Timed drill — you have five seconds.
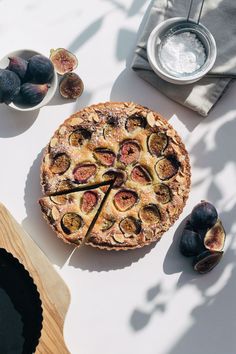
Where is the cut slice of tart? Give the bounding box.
[39,182,113,246]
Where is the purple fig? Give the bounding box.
[27,55,54,83]
[19,83,49,105]
[0,69,21,103]
[190,201,218,232]
[179,229,205,257]
[7,56,28,81]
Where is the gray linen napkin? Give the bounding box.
[132,0,236,116]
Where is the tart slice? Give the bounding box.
[39,183,113,246]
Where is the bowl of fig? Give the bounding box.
[0,49,58,111]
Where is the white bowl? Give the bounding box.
[0,49,58,111]
[147,17,217,85]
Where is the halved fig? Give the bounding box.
[131,165,152,185]
[59,73,84,99]
[69,128,92,147]
[179,229,204,257]
[190,201,218,232]
[103,125,123,142]
[55,179,75,192]
[49,153,70,174]
[73,163,97,183]
[81,191,98,214]
[139,204,160,224]
[50,48,78,75]
[119,217,141,235]
[155,156,179,180]
[106,115,119,126]
[204,219,225,252]
[113,189,138,211]
[193,250,223,274]
[101,217,116,231]
[148,132,168,156]
[103,169,126,188]
[154,183,172,204]
[119,141,140,165]
[94,148,116,167]
[125,114,146,132]
[50,195,68,205]
[61,212,83,235]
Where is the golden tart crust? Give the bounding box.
[40,102,191,250]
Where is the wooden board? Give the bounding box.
[0,203,71,354]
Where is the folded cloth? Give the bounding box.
[132,0,236,116]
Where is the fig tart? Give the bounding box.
[39,102,191,250]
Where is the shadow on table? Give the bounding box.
[110,68,201,131]
[165,212,236,354]
[110,0,236,134]
[130,208,236,354]
[0,104,39,138]
[129,103,236,353]
[69,240,156,272]
[108,0,202,132]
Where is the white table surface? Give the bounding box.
[0,1,236,353]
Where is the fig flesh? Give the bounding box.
[155,156,179,180]
[101,217,115,231]
[119,217,141,235]
[50,153,70,174]
[7,56,28,81]
[69,128,91,147]
[125,114,146,132]
[50,195,68,205]
[154,183,171,204]
[114,190,138,211]
[193,250,223,274]
[0,69,20,103]
[102,170,126,188]
[94,148,116,167]
[179,229,204,257]
[139,204,160,224]
[190,201,218,232]
[148,132,168,156]
[27,54,54,83]
[19,83,49,105]
[55,179,75,192]
[131,165,152,185]
[59,73,84,99]
[80,191,98,214]
[61,212,83,234]
[119,141,140,165]
[204,219,225,252]
[73,163,97,183]
[50,48,78,75]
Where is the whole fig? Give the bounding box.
[27,55,54,83]
[190,201,218,232]
[0,69,21,103]
[179,229,204,257]
[19,83,49,105]
[7,56,28,81]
